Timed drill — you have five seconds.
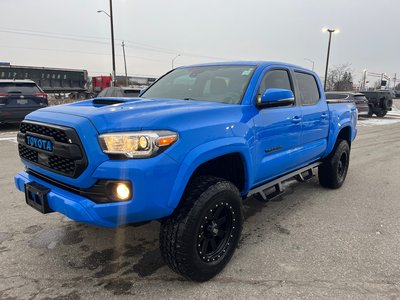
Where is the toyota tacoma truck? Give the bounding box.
[14,62,357,281]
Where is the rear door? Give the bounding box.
[252,67,303,184]
[294,71,329,164]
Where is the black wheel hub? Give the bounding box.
[197,201,237,263]
[338,152,348,178]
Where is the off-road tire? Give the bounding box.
[318,139,350,189]
[383,98,393,111]
[375,110,387,118]
[159,176,243,282]
[367,106,374,117]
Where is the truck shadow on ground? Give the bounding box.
[24,178,320,296]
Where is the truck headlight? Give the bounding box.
[98,131,178,158]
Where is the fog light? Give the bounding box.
[115,183,131,200]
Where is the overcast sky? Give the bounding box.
[1,0,399,85]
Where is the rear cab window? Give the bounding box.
[294,72,320,105]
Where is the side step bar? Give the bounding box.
[247,162,321,202]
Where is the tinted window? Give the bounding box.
[295,72,320,105]
[354,95,367,101]
[326,93,348,100]
[258,69,293,95]
[141,65,255,104]
[0,83,41,94]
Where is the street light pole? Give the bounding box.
[172,54,181,69]
[122,41,128,86]
[304,58,315,71]
[109,0,116,86]
[97,1,116,86]
[323,28,338,91]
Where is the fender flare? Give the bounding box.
[167,137,253,208]
[324,122,355,157]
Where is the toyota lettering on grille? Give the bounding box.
[25,135,53,152]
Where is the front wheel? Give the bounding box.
[367,106,374,117]
[159,176,243,282]
[318,139,350,189]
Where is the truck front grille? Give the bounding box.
[18,144,38,163]
[20,122,68,143]
[18,121,87,178]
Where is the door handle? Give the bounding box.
[292,116,302,124]
[321,113,328,119]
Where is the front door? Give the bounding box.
[253,68,302,185]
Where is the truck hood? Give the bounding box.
[33,97,241,133]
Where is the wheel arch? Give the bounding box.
[324,124,354,157]
[167,137,253,209]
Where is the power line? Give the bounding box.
[0,45,168,63]
[0,27,233,61]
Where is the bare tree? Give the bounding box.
[326,63,354,91]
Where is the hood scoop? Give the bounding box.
[92,98,128,106]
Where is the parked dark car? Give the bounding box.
[362,90,393,117]
[0,80,48,123]
[394,90,400,98]
[97,87,141,98]
[325,92,369,117]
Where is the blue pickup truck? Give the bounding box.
[15,61,357,281]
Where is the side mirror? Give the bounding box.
[138,88,147,97]
[257,88,295,108]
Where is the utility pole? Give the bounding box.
[362,69,367,91]
[109,0,116,86]
[122,41,128,86]
[393,73,397,90]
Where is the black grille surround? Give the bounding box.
[18,121,88,178]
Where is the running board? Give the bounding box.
[247,162,321,202]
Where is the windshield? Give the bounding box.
[141,65,256,104]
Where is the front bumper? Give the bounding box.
[15,152,180,227]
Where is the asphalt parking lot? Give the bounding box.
[1,101,400,299]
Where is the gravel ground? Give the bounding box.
[0,101,400,299]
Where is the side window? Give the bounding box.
[294,72,320,105]
[258,69,293,95]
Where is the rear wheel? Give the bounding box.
[318,139,350,189]
[159,176,243,282]
[375,110,387,118]
[383,98,393,111]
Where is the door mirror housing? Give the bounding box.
[257,88,295,108]
[138,88,147,97]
